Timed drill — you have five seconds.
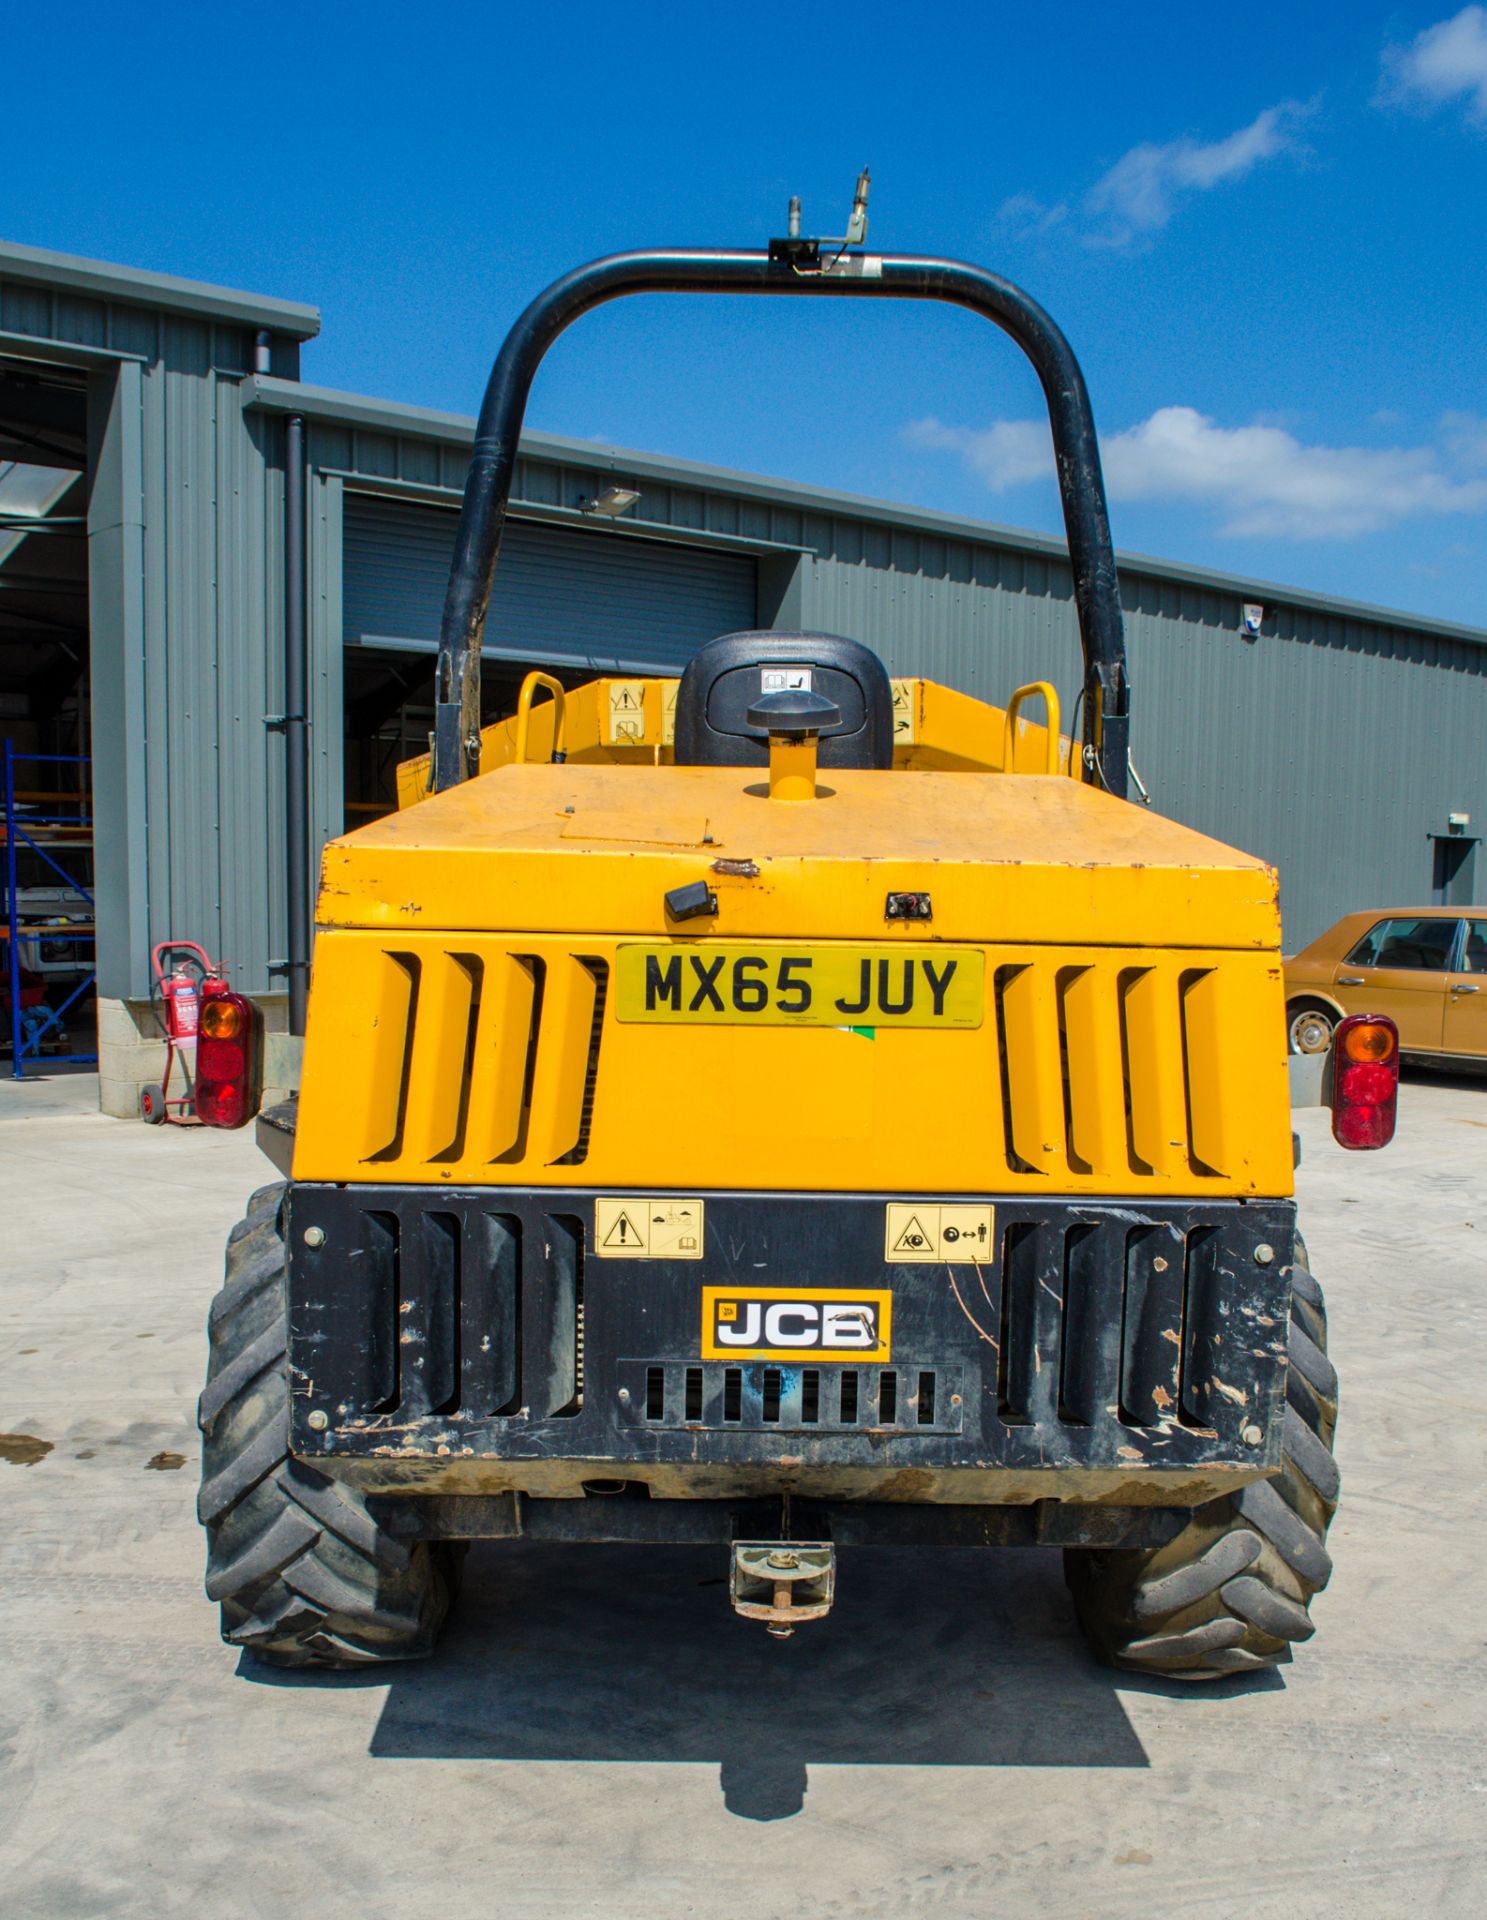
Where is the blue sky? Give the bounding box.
[5,1,1486,625]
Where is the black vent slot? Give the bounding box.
[1179,1227,1226,1431]
[470,1213,522,1418]
[1119,1224,1186,1427]
[539,1213,584,1417]
[553,958,610,1165]
[1058,1222,1117,1426]
[363,1211,401,1413]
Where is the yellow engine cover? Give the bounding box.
[296,757,1293,1199]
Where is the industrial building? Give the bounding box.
[2,235,1483,1113]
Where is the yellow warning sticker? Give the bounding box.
[884,1202,995,1264]
[890,679,916,746]
[606,680,649,746]
[594,1197,705,1259]
[661,680,678,747]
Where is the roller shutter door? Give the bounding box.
[343,495,758,673]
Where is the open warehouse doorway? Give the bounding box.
[0,355,94,1074]
[340,494,759,818]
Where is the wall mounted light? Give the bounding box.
[581,486,641,518]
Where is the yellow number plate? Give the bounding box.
[614,944,984,1027]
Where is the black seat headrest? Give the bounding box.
[672,631,894,769]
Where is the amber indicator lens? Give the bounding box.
[200,998,244,1040]
[1341,1020,1395,1063]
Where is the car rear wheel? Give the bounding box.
[1287,1000,1336,1055]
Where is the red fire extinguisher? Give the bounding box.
[141,942,257,1128]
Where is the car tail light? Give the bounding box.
[1331,1013,1398,1150]
[196,984,256,1130]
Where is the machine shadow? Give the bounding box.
[359,1541,1157,1813]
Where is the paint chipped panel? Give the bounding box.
[285,1185,1296,1518]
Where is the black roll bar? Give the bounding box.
[432,249,1130,796]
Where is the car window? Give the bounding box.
[1345,916,1460,972]
[1462,919,1487,975]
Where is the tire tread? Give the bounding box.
[198,1182,449,1668]
[1067,1264,1339,1680]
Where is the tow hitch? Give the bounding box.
[729,1542,836,1638]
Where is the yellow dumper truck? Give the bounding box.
[198,219,1394,1679]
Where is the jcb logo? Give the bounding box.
[701,1287,892,1362]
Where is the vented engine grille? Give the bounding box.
[287,1189,1294,1478]
[621,1362,963,1433]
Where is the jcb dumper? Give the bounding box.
[198,224,1395,1679]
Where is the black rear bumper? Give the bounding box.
[286,1185,1295,1511]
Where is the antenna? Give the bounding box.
[770,169,872,269]
[844,167,870,246]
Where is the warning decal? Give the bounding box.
[594,1197,705,1260]
[606,680,649,746]
[884,1202,995,1264]
[890,679,916,746]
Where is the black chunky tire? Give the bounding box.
[1066,1254,1338,1680]
[198,1182,455,1668]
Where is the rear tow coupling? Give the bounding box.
[729,1542,836,1638]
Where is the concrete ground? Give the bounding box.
[1,1069,1483,1920]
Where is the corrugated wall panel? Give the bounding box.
[1123,595,1487,946]
[803,525,1485,949]
[808,530,1085,720]
[342,494,758,672]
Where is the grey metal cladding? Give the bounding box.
[0,236,318,341]
[343,494,759,673]
[804,524,1485,948]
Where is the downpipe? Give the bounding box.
[283,414,309,1037]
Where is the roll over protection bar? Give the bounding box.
[432,249,1130,797]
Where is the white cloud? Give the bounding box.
[1380,6,1487,122]
[1083,102,1310,247]
[907,407,1487,540]
[905,417,1053,491]
[1440,410,1487,467]
[995,193,1069,239]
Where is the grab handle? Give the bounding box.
[514,672,568,766]
[1002,681,1062,776]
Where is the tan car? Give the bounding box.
[1285,907,1487,1065]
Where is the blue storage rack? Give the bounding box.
[3,741,97,1079]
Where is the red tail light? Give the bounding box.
[196,985,257,1130]
[1331,1013,1398,1150]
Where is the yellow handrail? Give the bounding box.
[1001,680,1062,776]
[514,671,569,765]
